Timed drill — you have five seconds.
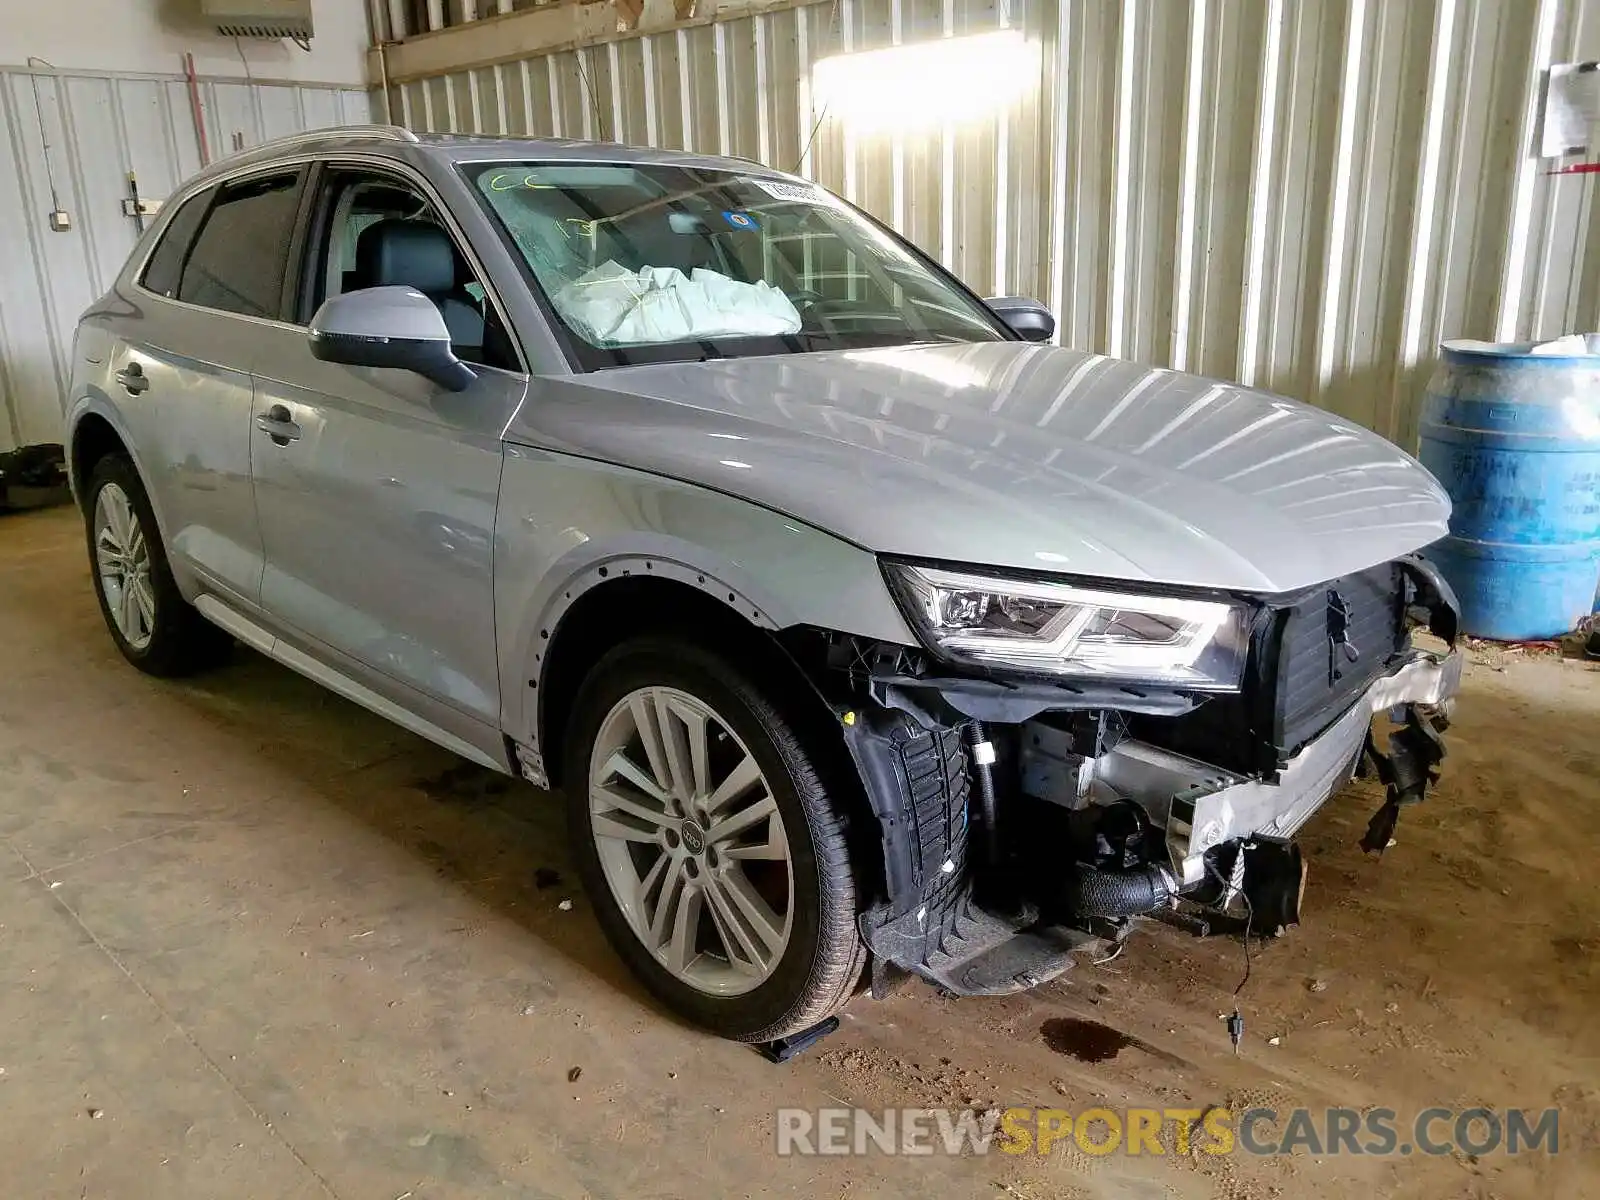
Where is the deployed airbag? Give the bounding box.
[553,261,803,346]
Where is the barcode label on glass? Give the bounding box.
[749,178,838,205]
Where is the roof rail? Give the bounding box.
[216,124,419,162]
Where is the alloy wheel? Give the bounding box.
[587,686,794,997]
[94,482,156,651]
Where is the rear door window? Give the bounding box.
[177,172,303,319]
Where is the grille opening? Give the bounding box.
[1130,562,1407,775]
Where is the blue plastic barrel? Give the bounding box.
[1418,340,1600,641]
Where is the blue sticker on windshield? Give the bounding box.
[721,210,758,231]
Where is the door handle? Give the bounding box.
[255,404,302,445]
[115,363,150,395]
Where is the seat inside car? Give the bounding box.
[353,218,486,358]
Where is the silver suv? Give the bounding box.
[67,126,1463,1043]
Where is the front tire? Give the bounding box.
[566,638,864,1042]
[84,453,231,677]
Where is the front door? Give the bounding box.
[248,164,525,740]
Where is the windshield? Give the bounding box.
[463,161,1009,367]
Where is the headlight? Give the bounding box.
[884,562,1251,690]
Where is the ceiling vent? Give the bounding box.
[200,0,314,39]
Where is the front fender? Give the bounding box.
[492,443,916,775]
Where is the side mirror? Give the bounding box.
[309,286,476,392]
[986,296,1056,343]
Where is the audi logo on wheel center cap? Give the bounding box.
[680,819,706,855]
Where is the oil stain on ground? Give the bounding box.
[1041,1017,1189,1068]
[1041,1018,1135,1063]
[418,762,511,806]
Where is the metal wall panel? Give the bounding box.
[0,67,372,451]
[401,0,1592,446]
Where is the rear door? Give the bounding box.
[113,168,306,608]
[247,160,525,745]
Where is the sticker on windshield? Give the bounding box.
[722,210,758,230]
[747,178,838,206]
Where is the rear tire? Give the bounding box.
[566,637,864,1042]
[84,453,231,677]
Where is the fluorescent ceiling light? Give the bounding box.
[811,30,1039,131]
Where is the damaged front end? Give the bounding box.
[787,555,1462,999]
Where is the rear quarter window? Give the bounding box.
[138,188,212,298]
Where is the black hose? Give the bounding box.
[1068,863,1177,918]
[965,720,1000,868]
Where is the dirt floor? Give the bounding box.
[1,503,1597,1200]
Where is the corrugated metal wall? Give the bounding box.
[389,0,1600,448]
[0,67,372,451]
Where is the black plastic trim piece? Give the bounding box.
[1398,552,1462,646]
[872,674,1198,725]
[1360,703,1448,854]
[838,706,970,925]
[755,1016,840,1063]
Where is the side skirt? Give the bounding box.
[193,594,510,774]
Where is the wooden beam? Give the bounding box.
[369,0,829,85]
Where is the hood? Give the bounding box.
[511,342,1450,594]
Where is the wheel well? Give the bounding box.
[70,414,126,511]
[539,576,837,790]
[537,575,885,904]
